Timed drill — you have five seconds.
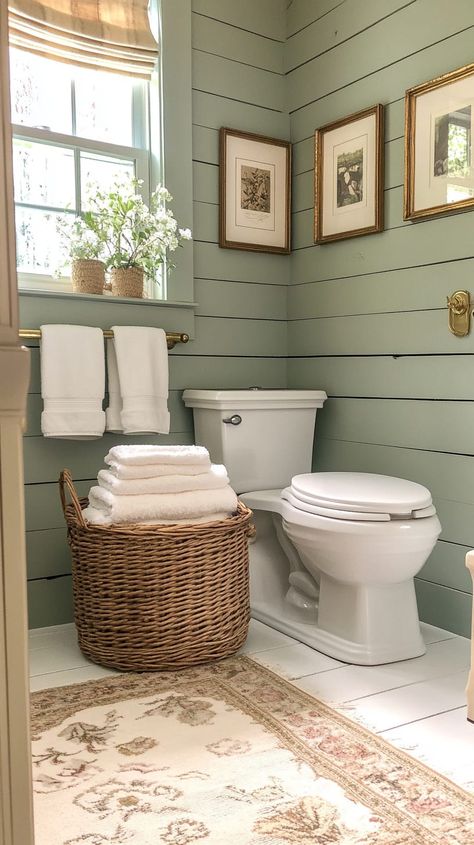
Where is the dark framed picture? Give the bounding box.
[405,62,474,220]
[219,127,291,253]
[314,104,384,244]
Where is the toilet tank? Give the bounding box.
[182,389,327,494]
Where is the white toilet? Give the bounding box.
[182,389,441,665]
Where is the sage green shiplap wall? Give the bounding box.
[286,0,474,636]
[23,0,289,628]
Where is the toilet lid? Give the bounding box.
[290,472,433,518]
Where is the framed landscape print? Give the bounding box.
[314,104,384,244]
[405,62,474,220]
[219,128,291,253]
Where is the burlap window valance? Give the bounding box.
[8,0,158,78]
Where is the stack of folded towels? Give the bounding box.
[83,445,238,526]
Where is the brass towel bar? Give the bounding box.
[19,328,190,349]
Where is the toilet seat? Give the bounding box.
[285,472,436,522]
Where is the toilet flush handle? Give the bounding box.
[222,414,242,425]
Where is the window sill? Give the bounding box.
[18,286,197,310]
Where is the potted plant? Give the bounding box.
[57,215,106,295]
[84,179,192,298]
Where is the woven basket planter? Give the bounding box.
[71,259,105,295]
[59,469,253,671]
[110,266,144,298]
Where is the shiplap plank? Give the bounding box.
[415,579,471,638]
[194,242,290,284]
[173,316,287,357]
[192,13,283,73]
[26,528,70,580]
[25,480,92,532]
[192,0,286,41]
[194,277,287,320]
[192,91,289,138]
[193,200,218,242]
[291,209,474,284]
[289,261,474,320]
[192,125,219,165]
[289,310,474,356]
[170,355,287,389]
[193,50,285,112]
[287,356,474,401]
[286,0,345,38]
[193,161,218,205]
[27,347,287,393]
[291,27,474,142]
[27,576,74,629]
[292,186,405,247]
[288,0,474,114]
[420,541,472,594]
[314,438,474,507]
[23,432,194,484]
[292,103,404,175]
[317,398,474,456]
[285,0,415,72]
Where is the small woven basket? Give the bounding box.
[71,259,105,295]
[59,469,253,671]
[110,266,144,298]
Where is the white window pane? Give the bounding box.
[13,140,75,209]
[15,207,65,275]
[74,67,135,145]
[9,49,72,134]
[80,152,135,208]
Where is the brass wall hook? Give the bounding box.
[447,290,470,337]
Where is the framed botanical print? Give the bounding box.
[405,62,474,220]
[314,104,384,243]
[219,128,291,253]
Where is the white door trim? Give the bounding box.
[0,4,35,843]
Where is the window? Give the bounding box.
[10,47,156,294]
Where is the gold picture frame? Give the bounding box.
[219,127,291,254]
[314,104,384,244]
[404,62,474,220]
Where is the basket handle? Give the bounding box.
[59,469,87,528]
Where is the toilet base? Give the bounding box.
[247,508,426,665]
[251,600,426,665]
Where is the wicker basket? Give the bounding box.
[71,259,105,295]
[110,266,144,298]
[59,469,253,671]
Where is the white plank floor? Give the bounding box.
[29,618,474,792]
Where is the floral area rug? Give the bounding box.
[30,656,474,845]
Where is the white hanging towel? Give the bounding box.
[110,326,170,435]
[97,464,229,495]
[105,444,211,467]
[105,339,123,433]
[40,324,105,439]
[84,484,238,524]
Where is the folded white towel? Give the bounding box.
[83,507,230,526]
[98,464,229,495]
[111,326,170,435]
[105,445,211,468]
[105,339,123,433]
[40,324,105,439]
[107,461,211,480]
[86,484,238,524]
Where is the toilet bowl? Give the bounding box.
[182,389,441,665]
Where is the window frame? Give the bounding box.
[11,61,153,293]
[12,0,194,308]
